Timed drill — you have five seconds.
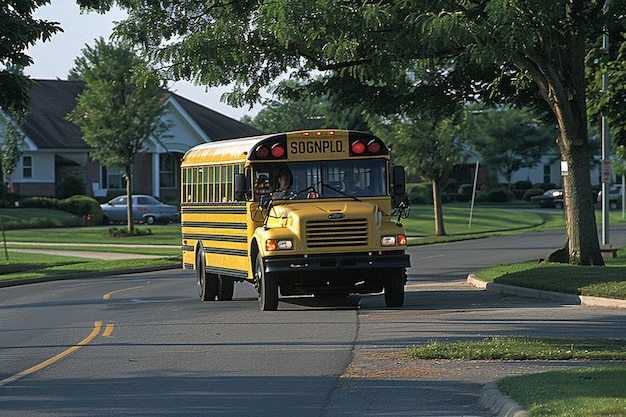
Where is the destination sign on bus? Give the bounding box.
[288,137,349,160]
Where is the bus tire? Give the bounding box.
[384,269,405,307]
[217,275,235,301]
[197,247,217,301]
[254,253,279,311]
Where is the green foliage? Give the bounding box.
[66,38,170,232]
[18,195,103,224]
[0,3,61,114]
[81,0,626,263]
[67,38,169,170]
[407,183,433,205]
[246,80,369,133]
[523,188,545,201]
[0,109,24,178]
[56,175,87,199]
[477,187,513,203]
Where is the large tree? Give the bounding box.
[1,1,61,114]
[78,0,626,265]
[67,38,170,232]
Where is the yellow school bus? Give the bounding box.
[181,130,410,310]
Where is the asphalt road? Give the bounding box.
[1,226,626,416]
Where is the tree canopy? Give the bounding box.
[1,1,62,114]
[78,0,626,265]
[67,38,170,231]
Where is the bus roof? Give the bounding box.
[181,130,386,166]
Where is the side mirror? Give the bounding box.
[234,173,247,201]
[392,166,406,196]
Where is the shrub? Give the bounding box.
[523,188,545,201]
[481,187,513,203]
[19,195,103,225]
[56,175,86,199]
[407,183,433,204]
[514,180,533,190]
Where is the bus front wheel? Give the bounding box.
[197,247,218,301]
[254,253,279,311]
[384,269,405,307]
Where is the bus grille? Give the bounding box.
[306,218,368,248]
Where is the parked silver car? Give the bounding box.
[101,195,179,224]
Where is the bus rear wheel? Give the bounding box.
[254,253,278,311]
[384,269,405,307]
[217,275,235,301]
[197,247,218,301]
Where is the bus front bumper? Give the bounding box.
[263,252,411,273]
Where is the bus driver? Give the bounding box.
[272,171,292,199]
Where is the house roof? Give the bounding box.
[24,79,263,150]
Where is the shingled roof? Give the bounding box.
[24,79,263,149]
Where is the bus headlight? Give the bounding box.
[381,234,407,247]
[266,239,294,251]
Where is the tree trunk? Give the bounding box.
[528,0,603,266]
[432,181,446,236]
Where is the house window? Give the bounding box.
[102,167,125,189]
[159,153,177,188]
[543,165,551,184]
[22,156,32,178]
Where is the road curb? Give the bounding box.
[0,264,180,288]
[466,274,626,308]
[468,274,626,417]
[479,382,528,417]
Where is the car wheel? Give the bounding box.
[145,216,156,225]
[254,253,278,311]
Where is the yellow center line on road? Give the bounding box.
[102,285,144,300]
[0,321,103,388]
[103,323,115,337]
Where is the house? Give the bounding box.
[0,79,263,202]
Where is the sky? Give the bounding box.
[24,0,262,121]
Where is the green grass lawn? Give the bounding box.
[405,337,626,417]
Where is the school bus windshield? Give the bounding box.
[253,159,387,201]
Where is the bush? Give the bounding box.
[19,195,103,224]
[407,183,433,204]
[514,180,533,190]
[523,188,545,201]
[478,187,513,203]
[56,175,86,199]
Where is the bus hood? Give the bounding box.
[266,200,383,230]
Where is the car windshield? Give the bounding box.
[252,159,387,201]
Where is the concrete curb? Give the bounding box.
[468,274,626,417]
[479,382,528,417]
[466,274,626,308]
